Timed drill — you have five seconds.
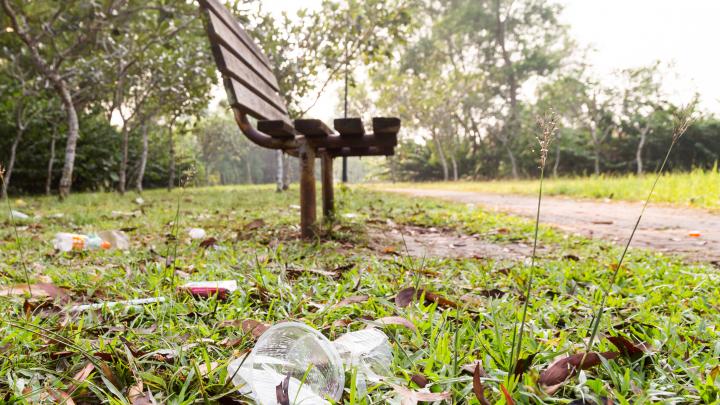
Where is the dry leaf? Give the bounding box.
[473,363,490,405]
[500,384,515,405]
[607,336,650,360]
[395,287,458,309]
[513,352,538,377]
[45,389,76,405]
[393,385,451,405]
[375,316,417,332]
[198,237,218,249]
[410,374,428,388]
[0,283,68,301]
[67,362,95,393]
[128,380,152,405]
[333,295,369,308]
[539,352,620,394]
[276,373,290,405]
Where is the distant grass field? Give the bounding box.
[0,185,718,403]
[377,168,720,210]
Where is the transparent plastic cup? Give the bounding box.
[231,322,345,405]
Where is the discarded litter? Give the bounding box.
[181,280,237,299]
[228,322,345,404]
[53,231,130,252]
[688,231,701,238]
[9,210,29,220]
[188,228,207,240]
[68,297,166,312]
[227,323,393,403]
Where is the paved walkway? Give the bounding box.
[384,188,720,263]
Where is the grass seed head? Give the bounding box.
[672,103,695,144]
[536,110,559,169]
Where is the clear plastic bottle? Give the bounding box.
[53,233,111,252]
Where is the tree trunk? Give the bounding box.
[118,127,129,194]
[245,156,253,184]
[450,153,459,181]
[552,144,561,178]
[167,131,175,191]
[46,128,56,196]
[282,153,290,190]
[1,0,79,200]
[432,131,449,181]
[2,130,23,199]
[136,123,149,192]
[495,0,520,180]
[276,150,284,192]
[636,126,649,175]
[506,144,519,179]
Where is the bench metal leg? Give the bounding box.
[299,142,317,239]
[321,151,334,220]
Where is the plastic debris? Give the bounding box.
[97,230,130,250]
[9,210,29,220]
[228,322,344,405]
[68,297,166,312]
[134,197,145,205]
[181,280,237,299]
[53,231,130,252]
[188,228,207,240]
[343,213,359,219]
[689,231,701,238]
[227,323,395,403]
[333,328,393,396]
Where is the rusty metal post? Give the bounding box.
[321,151,334,220]
[299,141,317,239]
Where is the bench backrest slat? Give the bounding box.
[224,77,289,123]
[200,0,291,124]
[200,0,274,72]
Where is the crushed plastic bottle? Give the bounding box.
[333,328,393,396]
[227,322,344,405]
[97,230,130,250]
[188,228,207,240]
[227,323,394,403]
[9,210,30,221]
[53,231,130,252]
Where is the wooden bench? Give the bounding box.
[198,0,400,238]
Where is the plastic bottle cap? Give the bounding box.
[101,241,112,249]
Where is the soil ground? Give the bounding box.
[383,188,720,263]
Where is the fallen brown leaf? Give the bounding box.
[513,352,538,377]
[393,385,451,405]
[67,362,95,393]
[539,352,620,394]
[333,295,369,308]
[375,316,417,332]
[473,363,490,405]
[395,287,459,309]
[500,384,515,405]
[410,374,428,388]
[276,373,290,405]
[198,237,218,249]
[607,335,650,360]
[0,283,68,301]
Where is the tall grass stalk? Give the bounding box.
[582,104,695,361]
[0,164,33,295]
[508,112,558,381]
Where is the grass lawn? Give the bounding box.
[376,168,720,211]
[1,185,718,403]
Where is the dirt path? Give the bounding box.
[384,188,720,263]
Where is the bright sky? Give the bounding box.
[249,0,720,116]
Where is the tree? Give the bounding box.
[0,51,47,199]
[617,63,668,174]
[1,0,127,198]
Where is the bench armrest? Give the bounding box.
[233,109,299,151]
